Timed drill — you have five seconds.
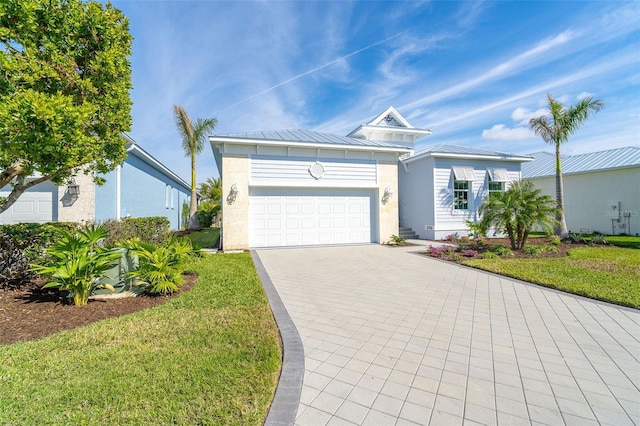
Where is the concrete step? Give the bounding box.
[399,227,419,239]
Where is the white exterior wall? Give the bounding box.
[398,156,435,239]
[528,167,640,236]
[400,156,522,240]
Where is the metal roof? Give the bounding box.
[403,144,533,163]
[215,129,408,149]
[522,146,640,178]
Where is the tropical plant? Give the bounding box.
[197,177,222,227]
[173,105,218,230]
[0,0,132,214]
[390,234,407,244]
[31,225,120,306]
[126,237,195,294]
[477,180,558,250]
[529,93,604,237]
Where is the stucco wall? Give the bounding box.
[221,155,250,250]
[378,161,400,243]
[528,167,640,235]
[58,172,95,224]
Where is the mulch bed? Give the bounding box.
[424,237,579,261]
[0,273,197,346]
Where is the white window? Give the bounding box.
[454,180,470,210]
[487,169,509,195]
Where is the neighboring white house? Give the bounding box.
[0,135,192,230]
[398,145,533,240]
[209,107,429,250]
[523,147,640,236]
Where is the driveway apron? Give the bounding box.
[255,244,640,425]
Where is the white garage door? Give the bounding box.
[0,191,54,224]
[249,188,375,247]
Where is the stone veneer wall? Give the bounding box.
[221,155,250,250]
[377,161,400,244]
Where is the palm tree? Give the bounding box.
[477,180,557,250]
[173,105,218,230]
[199,177,222,204]
[529,93,604,238]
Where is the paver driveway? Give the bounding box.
[255,243,640,425]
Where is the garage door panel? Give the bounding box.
[249,188,374,248]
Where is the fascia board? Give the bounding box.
[209,136,412,155]
[126,144,191,192]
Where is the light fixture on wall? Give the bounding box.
[382,186,393,204]
[227,183,239,205]
[67,178,80,196]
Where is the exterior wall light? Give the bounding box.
[227,183,239,205]
[382,186,393,204]
[67,178,80,196]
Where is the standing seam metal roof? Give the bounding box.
[522,147,640,178]
[412,144,529,158]
[215,129,409,149]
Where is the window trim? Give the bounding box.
[453,179,470,210]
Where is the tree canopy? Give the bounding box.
[173,105,217,230]
[0,0,132,213]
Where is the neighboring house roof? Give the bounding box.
[211,128,412,153]
[122,134,192,193]
[522,146,640,179]
[402,144,534,164]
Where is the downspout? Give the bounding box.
[116,165,121,220]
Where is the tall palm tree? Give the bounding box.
[199,177,222,204]
[173,105,217,230]
[529,93,604,238]
[478,180,557,250]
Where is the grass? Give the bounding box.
[603,235,640,249]
[184,227,220,249]
[0,253,281,425]
[465,246,640,309]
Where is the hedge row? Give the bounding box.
[0,217,171,288]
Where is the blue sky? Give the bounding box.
[111,0,640,184]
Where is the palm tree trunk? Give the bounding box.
[555,142,569,238]
[187,156,200,230]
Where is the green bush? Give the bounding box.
[390,234,407,244]
[125,237,196,294]
[490,244,513,257]
[30,225,120,306]
[102,217,170,247]
[0,222,78,288]
[544,245,559,253]
[522,245,544,255]
[548,235,561,246]
[480,251,499,259]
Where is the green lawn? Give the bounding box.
[0,253,281,425]
[184,227,220,249]
[465,246,640,309]
[604,235,640,249]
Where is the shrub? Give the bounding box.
[0,222,78,288]
[426,245,455,258]
[490,245,513,257]
[590,234,608,245]
[543,245,559,253]
[390,234,407,244]
[522,245,543,256]
[126,237,196,294]
[549,235,561,246]
[102,217,170,247]
[31,225,120,306]
[460,249,479,257]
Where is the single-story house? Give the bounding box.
[0,135,192,230]
[523,147,640,236]
[209,107,428,250]
[398,145,533,240]
[210,106,536,249]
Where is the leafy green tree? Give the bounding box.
[529,93,604,237]
[477,180,558,250]
[197,177,221,227]
[0,0,133,213]
[173,105,217,230]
